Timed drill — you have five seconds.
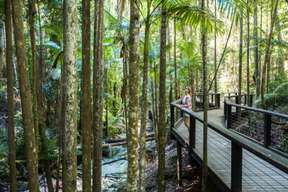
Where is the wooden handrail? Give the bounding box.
[225,100,288,119]
[170,101,288,174]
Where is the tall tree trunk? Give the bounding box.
[28,0,39,151]
[11,0,39,191]
[5,0,17,191]
[275,14,285,76]
[62,0,78,191]
[81,0,92,191]
[138,1,151,190]
[36,3,54,191]
[253,0,260,97]
[246,0,250,105]
[200,0,208,191]
[127,0,140,190]
[157,6,167,192]
[261,0,279,107]
[208,14,235,91]
[238,11,243,102]
[214,0,217,93]
[93,0,104,191]
[173,19,178,100]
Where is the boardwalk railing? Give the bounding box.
[170,100,288,192]
[193,92,221,111]
[224,93,254,106]
[224,100,288,155]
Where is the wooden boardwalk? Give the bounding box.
[173,108,288,192]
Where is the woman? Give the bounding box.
[177,87,192,127]
[177,87,192,109]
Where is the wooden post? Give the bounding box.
[264,113,272,147]
[189,116,196,149]
[170,104,175,131]
[231,141,242,192]
[216,93,220,108]
[224,101,227,121]
[226,104,232,128]
[177,141,183,186]
[249,95,253,106]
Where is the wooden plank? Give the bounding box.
[172,108,288,192]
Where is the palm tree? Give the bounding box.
[62,0,78,191]
[200,0,208,191]
[253,0,260,97]
[11,0,39,191]
[157,5,167,192]
[5,0,17,191]
[127,0,141,191]
[93,0,105,191]
[139,0,152,190]
[81,0,92,191]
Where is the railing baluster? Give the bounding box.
[264,114,272,147]
[189,116,196,149]
[231,141,242,192]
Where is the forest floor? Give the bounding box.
[143,140,201,192]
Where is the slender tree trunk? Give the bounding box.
[11,0,39,191]
[157,6,167,192]
[261,0,279,107]
[81,0,92,191]
[173,19,178,100]
[246,0,250,105]
[253,0,260,97]
[28,0,39,151]
[37,4,53,192]
[138,1,151,190]
[208,14,235,91]
[214,0,217,93]
[201,0,208,191]
[238,11,243,102]
[275,14,285,76]
[62,0,78,191]
[122,42,129,136]
[5,0,17,191]
[127,0,140,190]
[93,0,104,191]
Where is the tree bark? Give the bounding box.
[11,0,39,191]
[157,6,167,192]
[127,0,140,190]
[138,0,151,190]
[173,19,178,100]
[28,0,39,151]
[81,0,92,191]
[253,0,260,97]
[200,0,208,191]
[93,0,104,191]
[5,0,17,191]
[238,11,243,103]
[214,0,217,93]
[246,0,250,105]
[62,0,78,191]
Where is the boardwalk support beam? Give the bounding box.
[226,103,232,128]
[231,141,242,192]
[177,141,183,186]
[264,114,272,147]
[170,104,175,131]
[189,116,196,149]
